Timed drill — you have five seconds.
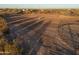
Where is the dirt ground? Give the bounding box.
[29,13,79,54]
[0,12,79,55]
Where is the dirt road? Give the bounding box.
[1,13,79,55]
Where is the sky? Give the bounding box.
[0,4,79,9]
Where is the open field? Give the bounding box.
[0,9,79,55]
